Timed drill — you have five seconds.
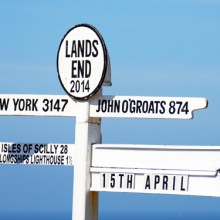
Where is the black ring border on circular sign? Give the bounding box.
[57,23,108,101]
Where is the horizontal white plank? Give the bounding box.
[0,142,74,166]
[0,94,208,119]
[90,167,216,176]
[90,96,207,119]
[0,94,76,117]
[92,144,220,172]
[90,167,220,197]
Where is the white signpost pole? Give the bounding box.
[73,91,101,220]
[56,24,109,220]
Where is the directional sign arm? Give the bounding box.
[0,94,76,117]
[90,96,208,119]
[0,142,74,166]
[90,144,220,197]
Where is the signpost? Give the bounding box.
[1,23,219,220]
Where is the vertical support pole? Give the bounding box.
[72,90,102,220]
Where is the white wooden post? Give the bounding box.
[72,90,102,220]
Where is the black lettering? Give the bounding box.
[23,144,29,153]
[34,145,39,154]
[32,99,38,111]
[65,40,70,57]
[72,60,77,78]
[154,175,160,189]
[60,145,68,154]
[0,98,9,111]
[17,144,21,153]
[13,99,19,111]
[181,176,186,191]
[102,100,107,112]
[11,144,17,153]
[11,144,21,153]
[127,174,133,189]
[19,99,25,111]
[114,100,120,113]
[78,60,84,78]
[85,60,91,78]
[86,40,92,57]
[12,99,38,112]
[136,100,142,113]
[163,175,168,190]
[182,102,189,114]
[67,40,99,58]
[92,40,99,57]
[71,40,77,57]
[148,101,154,113]
[142,101,148,113]
[154,101,160,113]
[72,60,91,78]
[145,175,151,189]
[78,40,85,57]
[53,144,58,154]
[96,100,101,112]
[173,176,176,190]
[119,174,124,188]
[160,101,166,114]
[110,174,115,188]
[102,173,106,188]
[130,100,135,113]
[107,100,114,112]
[2,143,8,153]
[169,101,176,114]
[25,99,31,111]
[122,100,128,113]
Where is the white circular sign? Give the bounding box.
[57,24,108,100]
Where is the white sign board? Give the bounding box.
[0,94,76,117]
[90,144,220,197]
[91,144,220,171]
[90,96,207,119]
[0,142,74,166]
[91,167,220,197]
[57,24,109,100]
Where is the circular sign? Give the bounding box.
[57,24,108,100]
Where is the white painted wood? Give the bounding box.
[90,96,207,119]
[0,142,74,166]
[90,167,220,197]
[72,90,102,220]
[0,94,207,119]
[91,144,220,197]
[0,94,76,117]
[92,144,220,171]
[90,167,216,176]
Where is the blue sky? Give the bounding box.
[0,0,220,219]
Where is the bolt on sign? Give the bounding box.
[57,24,110,100]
